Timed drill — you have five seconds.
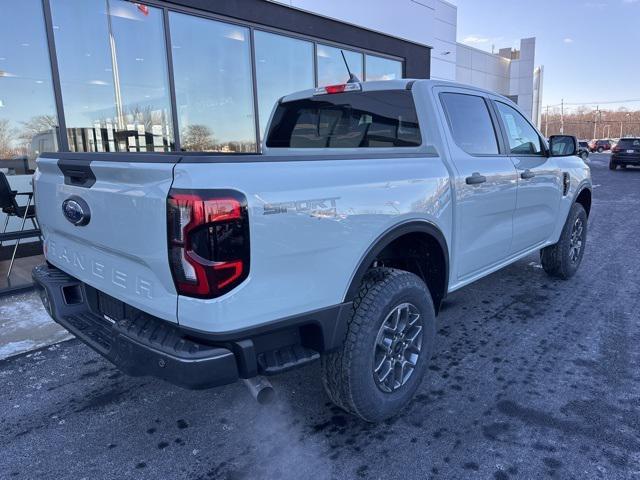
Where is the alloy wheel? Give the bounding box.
[569,217,584,264]
[373,302,423,393]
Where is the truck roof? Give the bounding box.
[280,78,512,104]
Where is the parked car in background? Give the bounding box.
[578,141,590,161]
[610,137,640,170]
[589,139,612,153]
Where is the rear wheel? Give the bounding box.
[321,268,435,422]
[540,203,587,279]
[609,159,617,170]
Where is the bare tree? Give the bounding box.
[126,104,164,133]
[0,119,17,158]
[181,124,216,151]
[18,114,57,142]
[542,107,640,139]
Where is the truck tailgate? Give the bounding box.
[35,155,179,322]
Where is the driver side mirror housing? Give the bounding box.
[549,135,578,157]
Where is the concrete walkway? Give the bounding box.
[0,291,72,360]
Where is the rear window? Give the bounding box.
[617,138,640,148]
[265,90,422,148]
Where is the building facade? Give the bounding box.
[0,0,543,293]
[277,0,542,124]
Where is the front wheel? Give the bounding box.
[540,203,588,279]
[581,152,588,161]
[597,147,604,153]
[321,268,436,422]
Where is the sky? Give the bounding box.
[451,0,640,110]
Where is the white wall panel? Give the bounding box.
[270,1,539,120]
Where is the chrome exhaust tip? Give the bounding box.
[242,376,275,405]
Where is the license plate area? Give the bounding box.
[97,291,126,322]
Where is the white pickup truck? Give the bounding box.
[33,79,591,422]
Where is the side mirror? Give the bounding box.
[549,135,577,157]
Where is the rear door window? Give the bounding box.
[265,90,421,148]
[440,93,499,155]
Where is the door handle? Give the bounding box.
[465,172,487,185]
[520,169,535,180]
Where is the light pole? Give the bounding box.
[545,105,549,138]
[623,113,630,137]
[625,113,631,136]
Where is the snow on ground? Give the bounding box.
[0,291,72,360]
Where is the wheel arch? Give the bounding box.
[343,221,450,314]
[574,185,592,217]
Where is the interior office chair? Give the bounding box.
[0,171,40,279]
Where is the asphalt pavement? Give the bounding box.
[1,153,639,480]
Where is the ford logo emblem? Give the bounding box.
[62,196,91,226]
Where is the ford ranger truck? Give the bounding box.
[32,80,592,422]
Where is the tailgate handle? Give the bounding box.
[67,169,89,185]
[58,161,96,188]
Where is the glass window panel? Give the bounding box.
[51,0,174,152]
[170,12,256,152]
[316,44,363,87]
[266,91,421,148]
[441,93,499,155]
[254,31,314,142]
[365,55,403,81]
[495,101,543,155]
[0,0,58,171]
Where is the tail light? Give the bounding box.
[167,189,249,299]
[612,146,620,153]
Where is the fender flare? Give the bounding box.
[343,220,450,305]
[572,181,592,216]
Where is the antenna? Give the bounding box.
[340,50,361,83]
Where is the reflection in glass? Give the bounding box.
[0,0,58,172]
[365,55,402,81]
[51,0,174,152]
[170,13,256,152]
[254,31,314,142]
[316,44,363,87]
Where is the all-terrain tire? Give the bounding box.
[540,203,588,279]
[321,268,436,422]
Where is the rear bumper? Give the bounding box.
[33,264,238,389]
[612,154,640,165]
[32,264,349,389]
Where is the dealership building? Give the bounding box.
[0,0,542,294]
